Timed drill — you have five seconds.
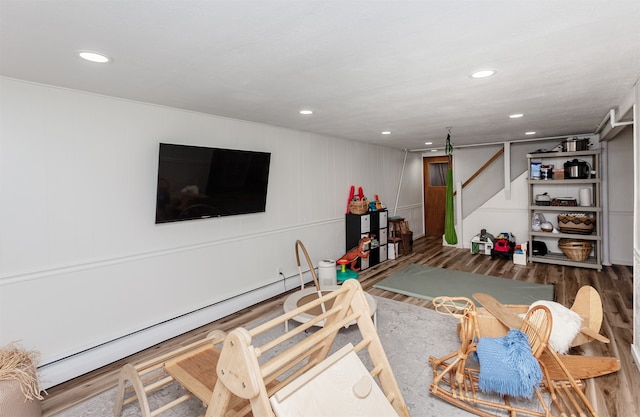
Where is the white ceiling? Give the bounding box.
[1,1,639,150]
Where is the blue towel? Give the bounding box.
[476,329,542,398]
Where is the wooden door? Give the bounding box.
[423,156,450,237]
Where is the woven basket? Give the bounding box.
[551,198,578,207]
[349,200,369,215]
[557,215,595,235]
[558,239,592,261]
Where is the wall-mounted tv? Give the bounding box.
[155,143,271,223]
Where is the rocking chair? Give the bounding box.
[429,294,610,417]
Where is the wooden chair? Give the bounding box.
[475,292,619,417]
[115,279,408,417]
[474,286,610,347]
[429,296,555,417]
[388,218,408,256]
[430,293,617,417]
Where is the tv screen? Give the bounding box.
[155,143,271,223]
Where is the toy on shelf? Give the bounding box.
[348,186,369,214]
[368,194,386,212]
[345,185,355,214]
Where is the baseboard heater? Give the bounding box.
[38,274,308,389]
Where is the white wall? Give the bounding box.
[607,127,634,266]
[0,78,424,386]
[460,172,529,248]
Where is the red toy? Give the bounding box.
[494,239,511,252]
[337,237,371,271]
[346,185,355,213]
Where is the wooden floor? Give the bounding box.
[42,236,638,417]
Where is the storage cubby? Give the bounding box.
[345,211,388,270]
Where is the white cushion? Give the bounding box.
[529,300,582,354]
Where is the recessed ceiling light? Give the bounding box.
[77,50,111,63]
[525,131,536,135]
[470,69,496,79]
[509,113,524,118]
[430,149,438,152]
[299,110,313,115]
[424,141,433,145]
[381,131,391,135]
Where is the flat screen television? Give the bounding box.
[155,143,271,223]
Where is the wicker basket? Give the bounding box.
[558,239,592,261]
[557,215,595,235]
[349,200,369,215]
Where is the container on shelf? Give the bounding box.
[530,162,541,179]
[558,239,592,262]
[540,164,554,180]
[535,193,551,206]
[561,137,590,152]
[557,214,595,235]
[349,200,368,215]
[551,197,577,207]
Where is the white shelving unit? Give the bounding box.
[527,149,602,270]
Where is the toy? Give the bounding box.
[471,229,495,255]
[367,194,385,212]
[336,258,358,282]
[491,232,515,259]
[494,239,511,252]
[430,293,617,417]
[337,237,371,271]
[474,285,611,348]
[116,280,408,417]
[348,186,370,214]
[346,185,355,214]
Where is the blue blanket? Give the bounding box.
[476,329,542,398]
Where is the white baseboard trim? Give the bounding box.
[609,258,633,266]
[38,274,308,389]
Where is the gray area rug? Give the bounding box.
[374,264,554,305]
[53,297,547,417]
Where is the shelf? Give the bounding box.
[529,253,601,270]
[529,205,601,212]
[528,178,599,185]
[530,231,600,240]
[527,149,600,158]
[527,148,601,270]
[346,211,389,270]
